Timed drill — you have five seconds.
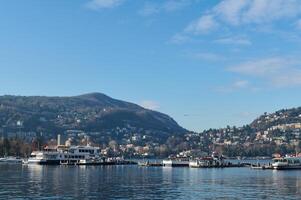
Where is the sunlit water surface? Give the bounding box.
[0,163,300,199]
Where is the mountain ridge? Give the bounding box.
[0,93,187,142]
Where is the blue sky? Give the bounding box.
[1,0,301,132]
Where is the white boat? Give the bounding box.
[25,145,102,165]
[272,156,301,170]
[189,157,224,168]
[189,152,226,168]
[0,156,22,164]
[189,159,210,168]
[163,158,190,167]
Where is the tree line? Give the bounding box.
[0,137,43,157]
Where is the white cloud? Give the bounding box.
[242,0,301,24]
[233,80,249,88]
[163,0,193,12]
[272,70,301,87]
[183,0,301,36]
[229,57,288,76]
[228,56,301,87]
[214,0,301,26]
[228,57,298,76]
[140,100,160,110]
[193,52,224,62]
[86,0,124,10]
[173,0,301,45]
[214,36,252,45]
[296,19,301,30]
[185,15,218,34]
[169,33,192,44]
[214,0,249,25]
[138,3,159,16]
[139,0,194,16]
[216,80,250,93]
[237,111,256,118]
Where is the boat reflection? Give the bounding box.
[0,165,300,199]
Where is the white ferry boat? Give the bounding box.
[272,156,301,170]
[25,145,102,165]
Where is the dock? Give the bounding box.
[250,164,273,170]
[138,161,163,167]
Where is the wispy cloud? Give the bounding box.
[138,0,195,16]
[214,36,252,46]
[216,80,251,93]
[296,19,301,30]
[237,111,256,118]
[185,15,219,34]
[213,0,301,26]
[228,57,298,76]
[180,0,301,41]
[138,3,159,16]
[169,33,192,44]
[140,100,160,110]
[229,57,288,76]
[163,0,195,12]
[192,52,225,62]
[233,80,250,88]
[228,56,301,87]
[213,0,249,26]
[86,0,125,10]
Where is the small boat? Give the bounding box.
[251,162,273,170]
[138,161,149,166]
[250,160,262,169]
[22,159,29,165]
[251,164,264,169]
[163,157,190,167]
[189,160,209,168]
[138,161,162,167]
[0,156,22,164]
[189,152,226,168]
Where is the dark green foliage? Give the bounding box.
[0,138,32,157]
[0,93,186,142]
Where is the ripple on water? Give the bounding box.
[0,164,301,199]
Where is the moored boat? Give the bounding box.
[0,156,22,164]
[163,157,190,167]
[189,159,208,168]
[272,156,301,170]
[189,152,226,168]
[25,145,101,165]
[138,160,162,167]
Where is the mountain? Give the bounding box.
[0,93,186,142]
[250,107,301,131]
[195,107,301,157]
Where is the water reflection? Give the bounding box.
[0,164,300,199]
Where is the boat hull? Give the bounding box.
[163,160,189,167]
[0,157,22,164]
[273,165,301,170]
[27,159,61,165]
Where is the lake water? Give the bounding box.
[0,164,300,199]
